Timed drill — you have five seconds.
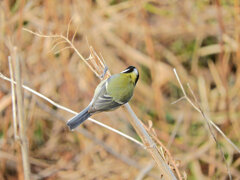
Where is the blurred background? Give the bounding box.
[0,0,240,179]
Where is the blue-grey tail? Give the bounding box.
[67,107,91,130]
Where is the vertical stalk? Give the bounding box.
[14,51,31,180]
[8,57,18,139]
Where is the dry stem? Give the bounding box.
[14,49,31,180]
[8,57,18,140]
[125,104,177,179]
[173,68,236,179]
[173,69,240,153]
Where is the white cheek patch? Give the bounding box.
[133,68,138,76]
[121,68,130,73]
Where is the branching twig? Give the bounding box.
[173,68,236,179]
[49,40,67,53]
[22,28,98,77]
[173,69,240,154]
[53,46,72,55]
[187,83,232,179]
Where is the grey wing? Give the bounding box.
[89,81,123,113]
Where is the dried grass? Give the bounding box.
[0,0,240,179]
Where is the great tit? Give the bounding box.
[67,66,139,130]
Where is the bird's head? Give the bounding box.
[121,66,139,85]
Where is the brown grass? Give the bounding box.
[0,0,240,179]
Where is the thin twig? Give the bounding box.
[171,97,185,105]
[49,40,66,53]
[8,57,18,140]
[167,113,183,148]
[71,24,79,43]
[173,68,234,179]
[66,17,73,40]
[22,28,98,77]
[187,83,232,180]
[54,46,72,54]
[173,69,240,153]
[135,161,155,180]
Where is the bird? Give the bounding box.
[67,66,139,130]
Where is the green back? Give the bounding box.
[106,73,135,103]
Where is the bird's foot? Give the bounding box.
[99,65,108,80]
